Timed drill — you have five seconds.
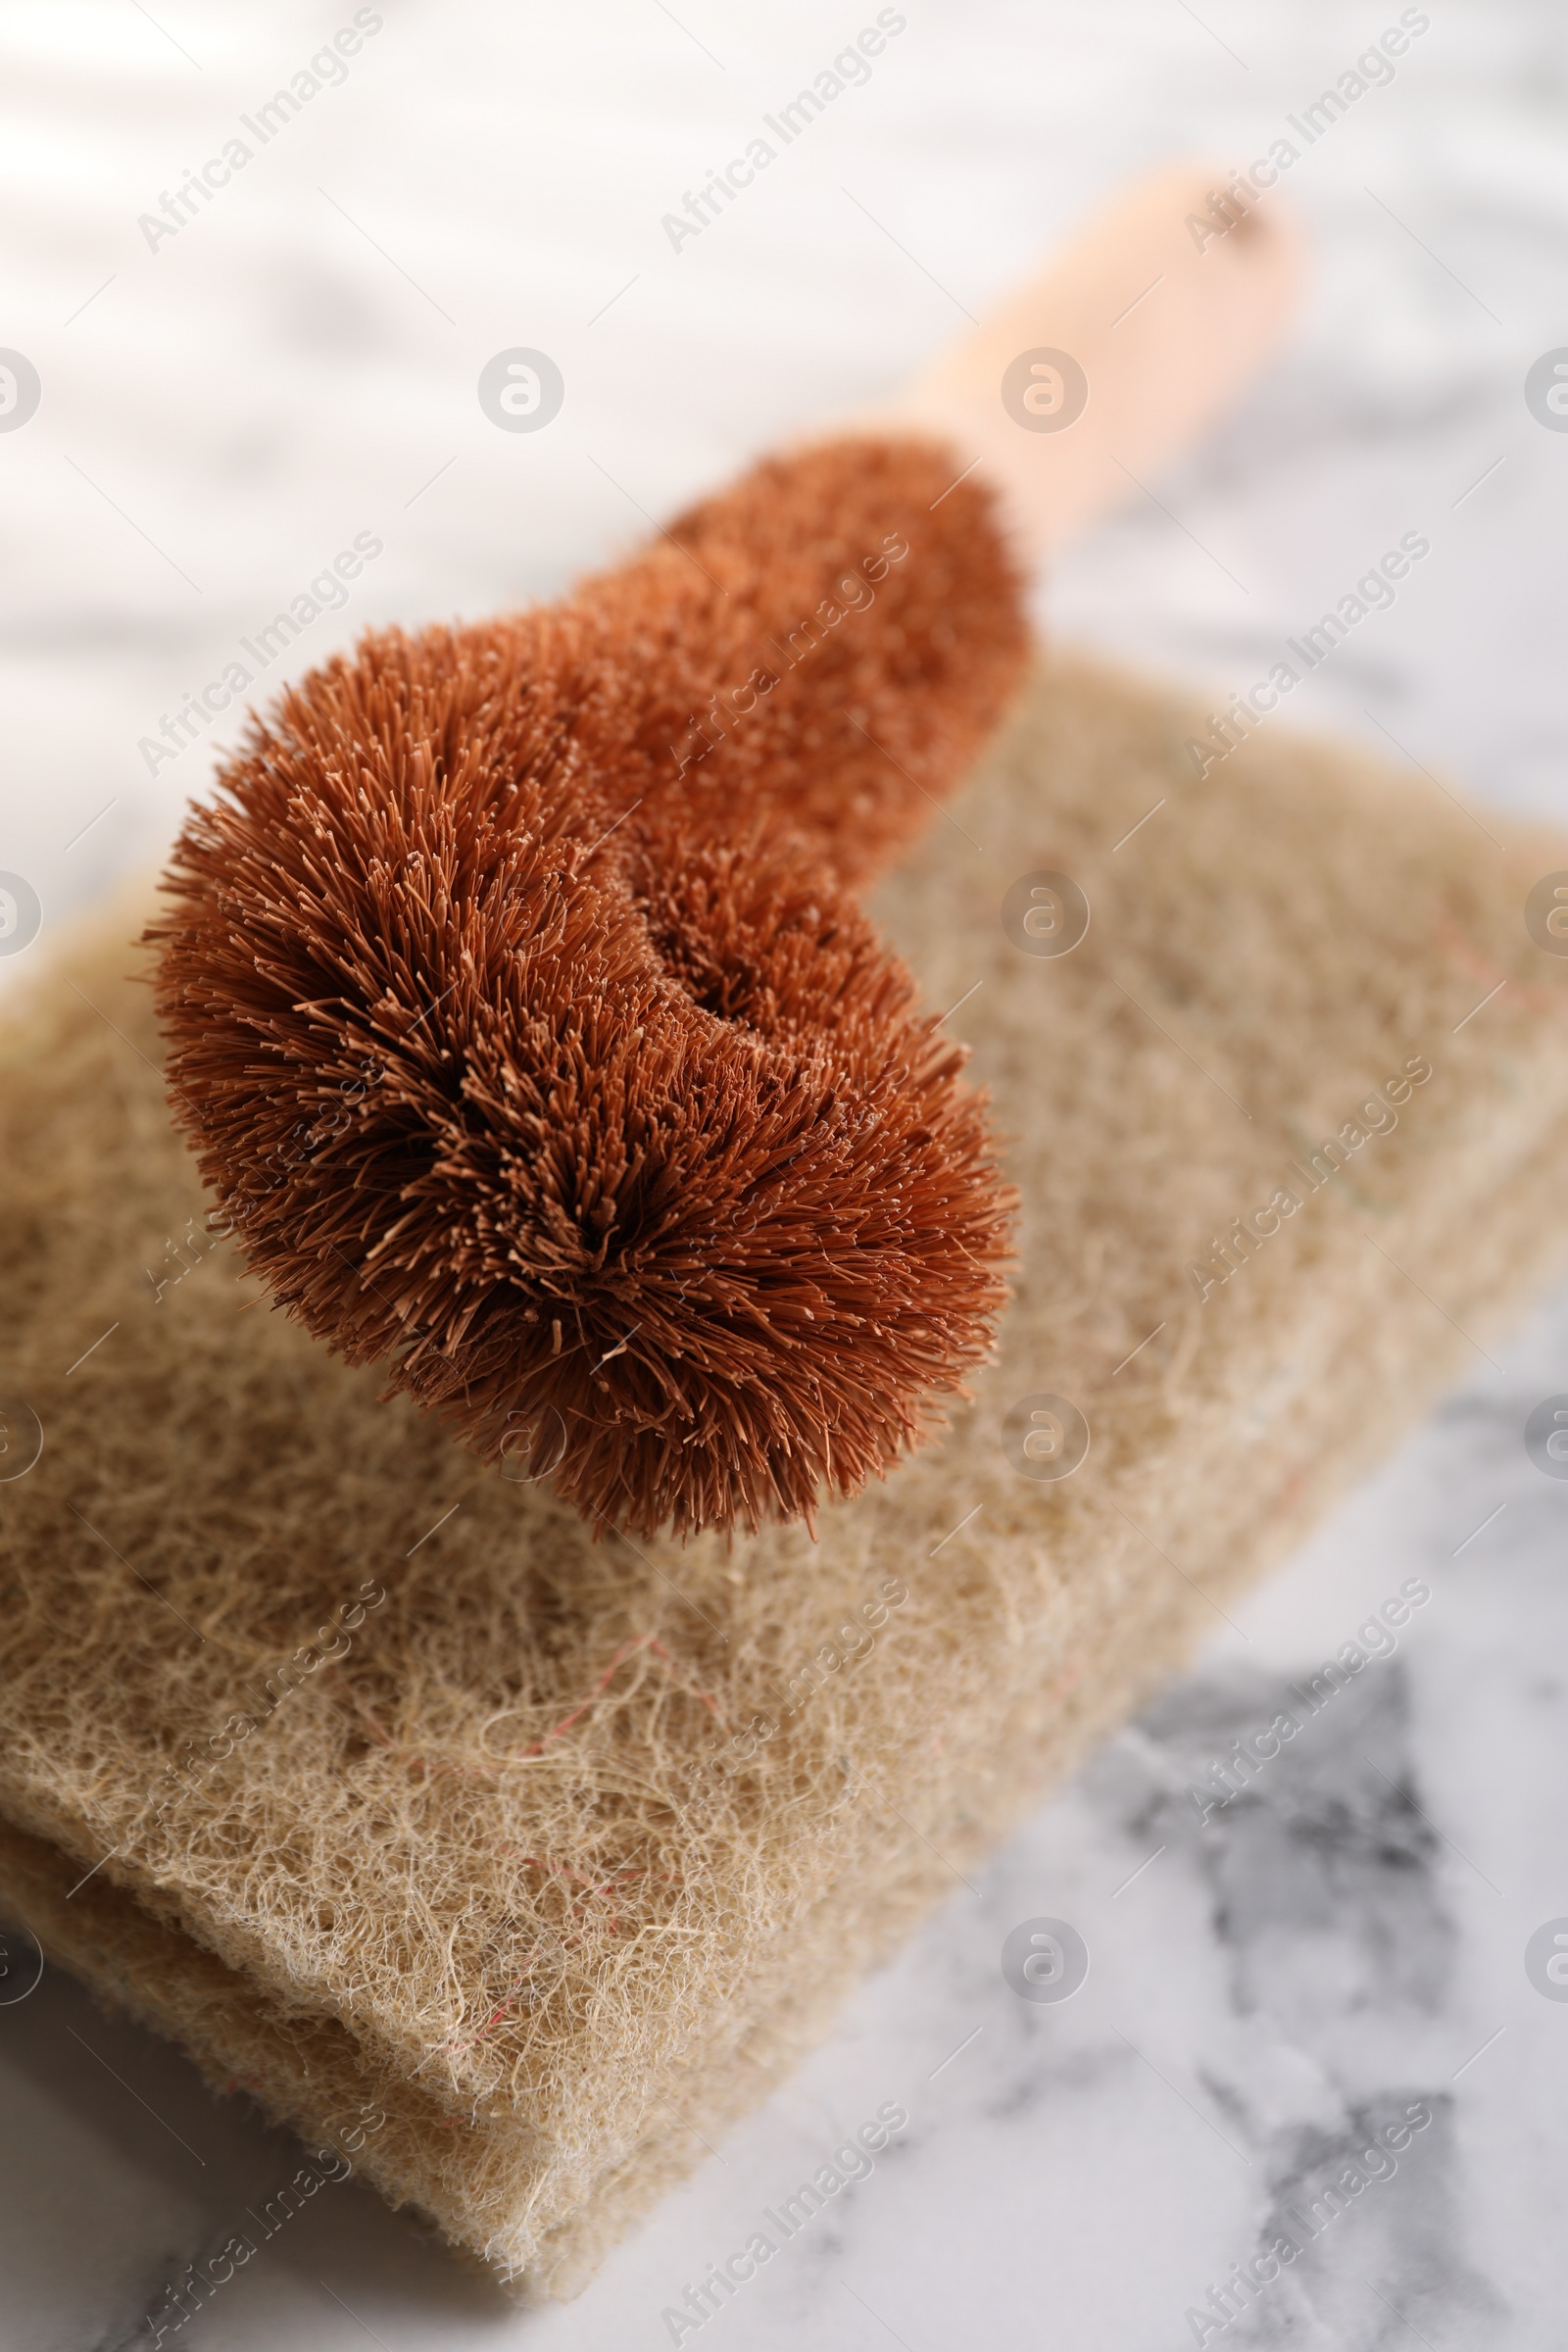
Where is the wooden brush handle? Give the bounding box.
[884,164,1303,562]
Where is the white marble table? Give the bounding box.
[3,3,1567,2345]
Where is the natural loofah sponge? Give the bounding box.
[5,652,1568,2296]
[150,434,1028,1541]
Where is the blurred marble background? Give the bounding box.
[3,1,1568,2345]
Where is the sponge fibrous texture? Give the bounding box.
[5,655,1568,2294]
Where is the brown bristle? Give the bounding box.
[149,434,1029,1539]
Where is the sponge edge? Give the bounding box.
[4,650,1568,2295]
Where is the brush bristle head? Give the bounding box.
[151,436,1028,1538]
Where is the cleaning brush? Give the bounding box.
[150,168,1300,1540]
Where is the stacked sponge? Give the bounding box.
[2,652,1565,2293]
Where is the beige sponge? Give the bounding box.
[3,651,1567,2295]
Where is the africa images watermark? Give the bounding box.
[1181,532,1431,785]
[1184,8,1433,256]
[143,1575,388,1833]
[142,2103,386,2343]
[136,10,386,253]
[686,1573,910,1791]
[137,531,383,777]
[1186,1576,1433,1826]
[660,2100,910,2342]
[662,8,908,253]
[668,529,909,779]
[1187,1054,1433,1304]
